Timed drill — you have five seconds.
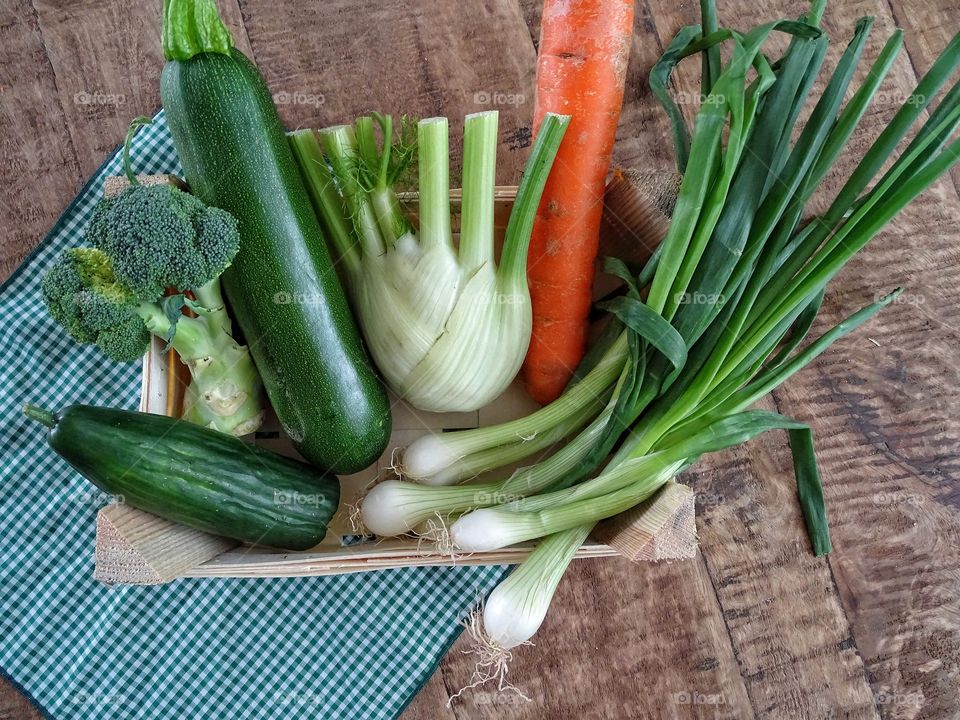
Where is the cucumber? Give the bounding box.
[158,0,390,473]
[25,404,339,550]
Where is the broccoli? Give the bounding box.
[40,117,264,436]
[41,247,151,361]
[87,184,239,301]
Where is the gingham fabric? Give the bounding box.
[0,112,507,720]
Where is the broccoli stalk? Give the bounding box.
[40,118,264,436]
[139,279,263,434]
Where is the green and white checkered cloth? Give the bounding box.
[0,112,507,720]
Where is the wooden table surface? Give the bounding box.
[3,0,959,718]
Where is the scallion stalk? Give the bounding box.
[483,525,592,649]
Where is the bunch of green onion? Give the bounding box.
[289,111,568,412]
[364,0,960,651]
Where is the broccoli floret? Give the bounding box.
[41,248,151,361]
[86,184,240,301]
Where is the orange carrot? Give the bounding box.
[522,0,634,404]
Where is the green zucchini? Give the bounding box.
[158,0,390,473]
[25,404,339,550]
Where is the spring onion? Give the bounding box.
[290,112,569,412]
[482,525,591,649]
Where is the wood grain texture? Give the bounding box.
[238,0,538,180]
[0,675,39,720]
[2,0,959,719]
[0,0,83,281]
[94,503,239,585]
[412,557,755,720]
[32,0,251,176]
[592,481,698,561]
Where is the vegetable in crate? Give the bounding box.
[24,404,339,550]
[365,0,960,654]
[289,111,569,412]
[41,119,263,436]
[522,0,635,405]
[159,0,390,472]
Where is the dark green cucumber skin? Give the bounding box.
[160,48,390,474]
[46,405,339,551]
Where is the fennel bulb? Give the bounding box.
[290,111,569,412]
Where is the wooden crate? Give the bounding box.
[94,185,696,584]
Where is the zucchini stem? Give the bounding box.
[161,0,235,62]
[23,405,57,428]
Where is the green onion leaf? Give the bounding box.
[789,427,832,556]
[597,296,686,370]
